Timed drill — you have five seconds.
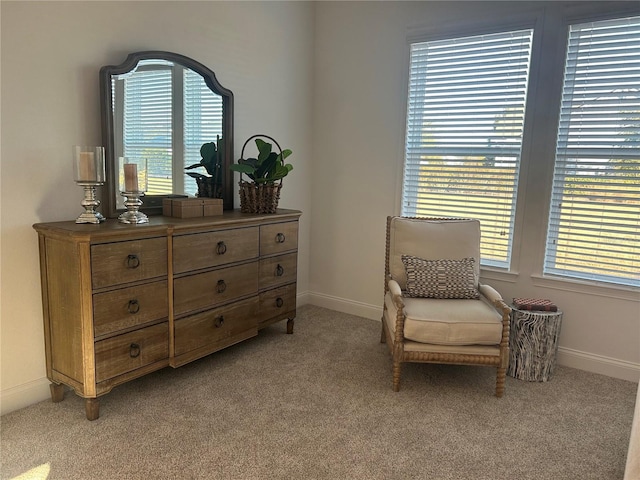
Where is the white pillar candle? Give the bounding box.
[124,163,138,192]
[78,152,96,181]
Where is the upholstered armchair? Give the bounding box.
[381,216,511,396]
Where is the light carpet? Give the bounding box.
[1,305,637,480]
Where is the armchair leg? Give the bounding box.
[380,320,386,343]
[495,367,506,398]
[392,361,402,392]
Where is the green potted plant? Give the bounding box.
[230,135,293,213]
[185,135,224,198]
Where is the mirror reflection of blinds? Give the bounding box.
[183,70,224,197]
[403,29,533,269]
[544,16,640,287]
[123,67,173,195]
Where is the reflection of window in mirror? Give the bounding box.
[112,60,223,208]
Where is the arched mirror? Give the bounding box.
[100,51,234,217]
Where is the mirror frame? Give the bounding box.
[99,51,234,217]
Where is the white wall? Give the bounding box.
[0,0,314,414]
[310,1,640,380]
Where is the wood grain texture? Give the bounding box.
[33,211,301,419]
[93,280,168,338]
[174,297,258,356]
[91,237,167,289]
[44,237,84,384]
[259,221,299,256]
[173,262,259,317]
[259,253,297,290]
[172,227,259,274]
[258,283,297,325]
[94,323,169,383]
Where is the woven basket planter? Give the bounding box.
[238,181,282,213]
[236,134,287,214]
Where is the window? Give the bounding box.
[544,16,640,287]
[403,29,533,269]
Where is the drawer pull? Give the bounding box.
[216,241,227,255]
[127,299,140,314]
[275,264,284,277]
[276,233,286,243]
[276,297,284,308]
[129,343,141,358]
[216,279,227,293]
[213,316,225,328]
[126,254,140,269]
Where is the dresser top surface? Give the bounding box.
[33,209,302,241]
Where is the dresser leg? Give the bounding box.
[85,398,100,421]
[50,383,65,403]
[286,318,295,334]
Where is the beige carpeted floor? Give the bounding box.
[1,305,637,480]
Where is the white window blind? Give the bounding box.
[183,70,224,196]
[544,16,640,287]
[123,63,173,195]
[403,29,533,268]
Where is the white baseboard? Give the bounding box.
[1,377,51,416]
[306,292,382,320]
[557,347,640,383]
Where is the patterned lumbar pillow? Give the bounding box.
[401,255,479,299]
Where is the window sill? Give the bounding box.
[480,268,519,284]
[531,274,640,302]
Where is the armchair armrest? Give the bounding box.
[386,279,406,344]
[479,283,511,315]
[479,284,503,304]
[387,278,406,312]
[480,283,511,363]
[388,278,403,299]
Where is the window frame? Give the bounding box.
[541,12,640,289]
[402,16,543,274]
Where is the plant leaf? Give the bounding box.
[255,138,272,163]
[256,152,278,179]
[186,171,206,179]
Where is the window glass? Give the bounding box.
[403,29,534,268]
[544,16,640,287]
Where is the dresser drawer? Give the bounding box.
[94,323,168,383]
[258,283,297,324]
[91,238,167,289]
[174,262,259,317]
[173,227,259,274]
[260,221,298,256]
[174,297,258,356]
[93,280,168,338]
[259,253,298,290]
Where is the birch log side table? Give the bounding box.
[507,308,563,382]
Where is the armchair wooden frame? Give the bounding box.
[380,216,512,396]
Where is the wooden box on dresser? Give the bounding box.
[33,209,301,420]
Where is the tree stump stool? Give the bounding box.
[507,309,563,382]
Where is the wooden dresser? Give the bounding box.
[33,209,301,420]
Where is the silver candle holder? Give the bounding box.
[118,157,149,224]
[118,191,148,224]
[73,146,106,224]
[76,182,106,224]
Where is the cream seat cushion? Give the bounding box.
[384,291,502,346]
